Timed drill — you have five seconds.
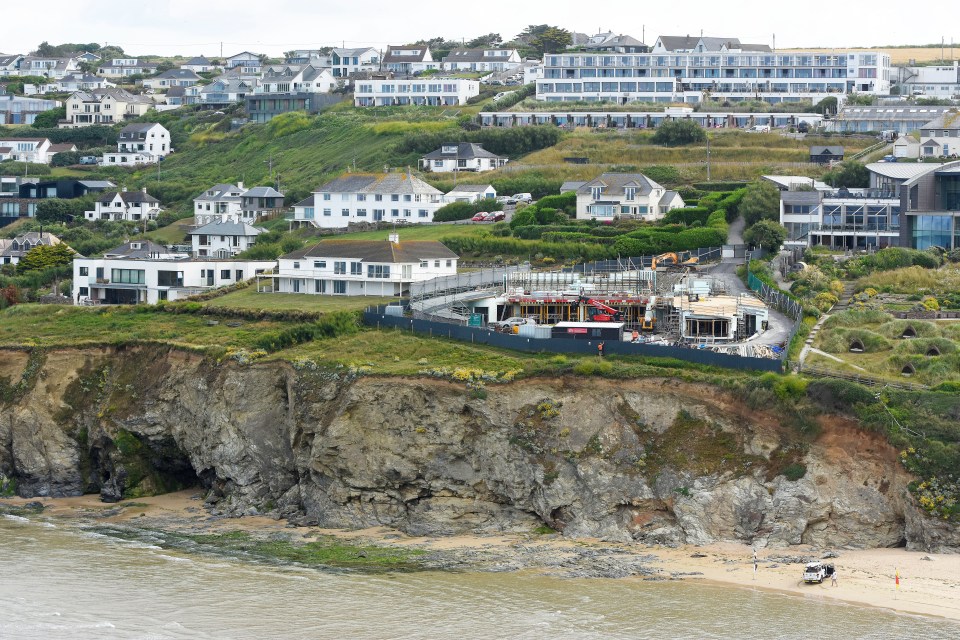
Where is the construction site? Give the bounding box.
[408,252,790,360]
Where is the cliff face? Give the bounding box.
[1,346,957,551]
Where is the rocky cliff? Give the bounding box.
[1,346,957,551]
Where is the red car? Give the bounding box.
[471,212,489,222]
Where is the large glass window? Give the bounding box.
[367,265,391,278]
[940,175,960,210]
[912,215,953,249]
[157,271,183,287]
[111,269,145,284]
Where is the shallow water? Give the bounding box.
[2,516,958,639]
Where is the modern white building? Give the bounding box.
[537,35,891,104]
[896,62,960,99]
[101,122,170,166]
[382,47,438,75]
[328,47,380,78]
[354,78,480,107]
[444,184,497,203]
[193,182,283,224]
[189,221,264,258]
[442,48,522,73]
[84,188,162,221]
[291,172,444,228]
[576,173,685,221]
[420,142,508,173]
[72,240,275,304]
[274,236,458,296]
[0,137,54,163]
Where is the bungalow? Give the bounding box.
[442,48,522,73]
[0,137,54,163]
[382,46,437,75]
[443,184,497,203]
[0,231,69,265]
[274,236,458,296]
[0,54,24,77]
[290,172,444,228]
[189,221,264,258]
[181,56,218,73]
[421,142,508,173]
[101,122,170,166]
[73,240,275,304]
[141,69,201,90]
[810,146,844,164]
[576,172,685,221]
[84,188,162,221]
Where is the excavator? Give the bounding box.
[650,252,699,271]
[580,297,621,322]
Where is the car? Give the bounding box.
[471,212,488,222]
[496,195,511,205]
[490,211,506,222]
[802,561,835,584]
[489,316,536,331]
[882,154,897,162]
[511,193,533,204]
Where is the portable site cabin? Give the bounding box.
[551,321,625,341]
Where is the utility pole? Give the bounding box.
[706,135,711,181]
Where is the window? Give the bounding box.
[591,186,602,199]
[313,260,326,269]
[341,193,349,201]
[322,193,331,201]
[111,268,145,284]
[79,286,89,296]
[350,261,362,275]
[342,208,350,217]
[315,279,326,293]
[391,209,399,217]
[220,270,231,280]
[445,260,452,267]
[334,261,346,274]
[625,187,636,201]
[357,194,366,202]
[333,280,346,294]
[418,209,428,218]
[293,261,300,269]
[79,267,89,276]
[323,208,331,216]
[374,194,383,201]
[391,194,399,201]
[434,260,441,267]
[404,209,411,217]
[157,271,183,287]
[357,208,367,217]
[367,265,391,278]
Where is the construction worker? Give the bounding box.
[631,329,640,343]
[597,341,605,357]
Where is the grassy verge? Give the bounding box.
[204,288,395,313]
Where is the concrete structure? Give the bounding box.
[420,142,508,173]
[274,237,458,296]
[576,172,684,221]
[291,172,444,228]
[896,62,960,99]
[189,221,264,258]
[84,188,162,221]
[538,37,890,104]
[73,241,275,304]
[354,77,480,107]
[101,122,170,166]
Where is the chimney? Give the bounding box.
[388,233,399,244]
[141,186,147,194]
[237,181,244,189]
[121,186,127,192]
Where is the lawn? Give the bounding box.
[333,222,492,242]
[204,288,395,313]
[0,305,294,351]
[143,219,192,244]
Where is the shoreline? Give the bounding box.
[3,490,958,622]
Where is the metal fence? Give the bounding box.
[796,364,928,391]
[363,306,783,372]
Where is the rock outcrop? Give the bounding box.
[1,346,957,551]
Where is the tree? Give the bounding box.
[823,161,869,188]
[739,180,781,226]
[509,206,537,229]
[35,198,88,224]
[814,96,838,116]
[744,219,787,252]
[50,151,80,167]
[467,33,503,48]
[532,27,572,55]
[651,119,707,146]
[31,107,66,129]
[16,243,76,274]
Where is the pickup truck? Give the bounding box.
[802,561,835,584]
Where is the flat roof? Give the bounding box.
[554,321,626,328]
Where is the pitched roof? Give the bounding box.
[48,143,77,153]
[189,221,264,236]
[446,184,493,193]
[810,146,844,155]
[153,69,201,80]
[184,56,212,65]
[315,173,443,196]
[96,190,160,205]
[241,186,284,198]
[577,172,664,197]
[920,109,960,130]
[421,142,503,160]
[656,35,700,51]
[284,240,458,263]
[0,232,63,257]
[384,46,431,63]
[118,123,165,140]
[195,183,244,202]
[294,194,315,207]
[103,240,171,259]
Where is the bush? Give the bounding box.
[782,463,807,481]
[572,359,614,376]
[433,198,499,222]
[651,119,707,146]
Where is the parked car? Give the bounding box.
[496,195,511,205]
[489,316,536,331]
[507,193,533,204]
[802,561,835,584]
[882,154,898,162]
[490,211,506,222]
[471,212,489,222]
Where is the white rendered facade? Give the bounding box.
[354,78,480,107]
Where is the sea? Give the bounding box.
[2,515,958,640]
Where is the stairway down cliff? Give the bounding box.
[1,346,956,551]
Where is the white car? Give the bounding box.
[489,317,536,331]
[802,561,834,584]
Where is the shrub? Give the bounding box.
[651,119,707,146]
[572,359,614,376]
[782,463,807,481]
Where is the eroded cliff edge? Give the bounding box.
[1,346,957,551]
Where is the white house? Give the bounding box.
[0,137,54,163]
[141,69,201,90]
[382,47,438,75]
[328,47,380,78]
[101,122,170,166]
[97,58,158,79]
[255,64,335,94]
[189,221,264,258]
[291,172,445,228]
[0,54,24,77]
[181,56,218,73]
[274,236,458,296]
[224,52,263,75]
[54,74,115,92]
[20,56,79,79]
[198,76,256,105]
[919,110,960,158]
[84,188,162,221]
[354,77,480,107]
[73,240,276,304]
[194,182,246,224]
[443,184,497,203]
[0,232,69,266]
[442,49,522,73]
[420,142,508,173]
[576,173,685,221]
[63,88,154,127]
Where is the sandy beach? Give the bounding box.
[5,490,958,621]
